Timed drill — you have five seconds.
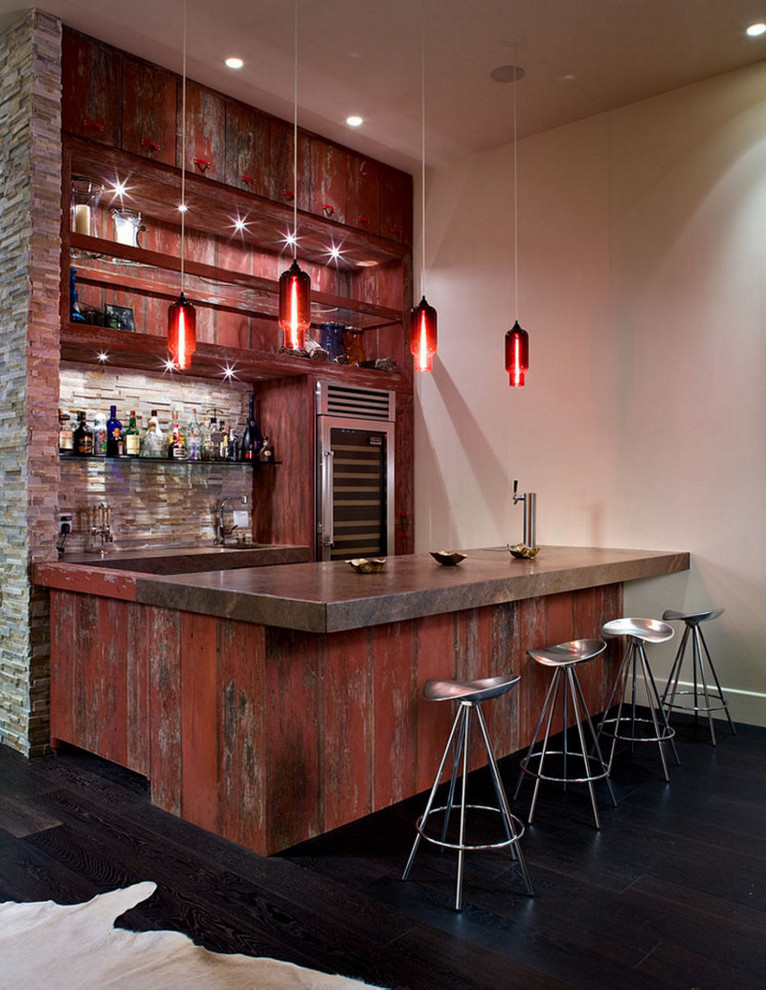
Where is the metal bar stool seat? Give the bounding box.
[402,673,534,911]
[661,608,735,745]
[514,638,617,829]
[599,617,680,780]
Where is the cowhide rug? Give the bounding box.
[0,881,385,989]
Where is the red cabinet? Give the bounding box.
[347,154,380,235]
[178,81,226,182]
[121,57,177,166]
[61,30,121,146]
[379,164,413,245]
[310,138,349,225]
[224,101,270,197]
[267,118,312,212]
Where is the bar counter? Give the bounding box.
[36,545,689,855]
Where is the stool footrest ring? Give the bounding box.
[519,749,611,784]
[415,804,526,853]
[665,690,729,715]
[600,714,676,744]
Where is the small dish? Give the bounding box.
[347,557,387,574]
[430,550,467,566]
[507,543,540,560]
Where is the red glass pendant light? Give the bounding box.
[167,292,196,370]
[410,295,437,372]
[278,258,311,350]
[504,319,529,387]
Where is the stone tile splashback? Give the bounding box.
[59,366,254,553]
[0,11,62,756]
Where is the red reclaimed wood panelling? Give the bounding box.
[310,138,348,224]
[224,101,270,197]
[180,81,226,182]
[74,594,102,754]
[147,606,182,816]
[180,612,219,833]
[126,602,151,775]
[517,594,548,748]
[371,619,417,808]
[572,585,602,717]
[413,611,456,793]
[264,627,320,853]
[97,596,128,767]
[599,583,624,708]
[319,628,373,833]
[61,31,121,146]
[546,591,575,645]
[121,56,177,166]
[251,379,315,551]
[49,590,77,748]
[217,619,267,853]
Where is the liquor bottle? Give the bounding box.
[124,410,141,457]
[93,411,107,456]
[72,410,94,456]
[168,412,187,460]
[58,409,73,455]
[105,405,123,457]
[210,417,224,461]
[240,394,263,461]
[225,423,240,461]
[69,268,85,323]
[258,435,275,463]
[140,410,164,458]
[199,415,214,461]
[186,408,201,461]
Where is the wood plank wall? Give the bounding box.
[49,582,623,855]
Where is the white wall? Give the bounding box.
[415,61,766,726]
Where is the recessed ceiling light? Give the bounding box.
[356,259,378,268]
[490,64,525,83]
[225,56,244,69]
[346,115,363,127]
[746,22,766,36]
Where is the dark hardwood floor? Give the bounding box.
[0,716,764,989]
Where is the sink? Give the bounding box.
[65,543,310,574]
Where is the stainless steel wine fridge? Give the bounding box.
[316,382,395,561]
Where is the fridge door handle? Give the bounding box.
[321,448,335,548]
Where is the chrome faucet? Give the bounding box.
[217,495,249,546]
[87,502,113,556]
[512,480,537,549]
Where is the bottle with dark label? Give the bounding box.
[105,405,123,457]
[225,423,240,461]
[210,417,224,461]
[58,409,73,455]
[124,410,141,457]
[240,394,263,461]
[73,410,94,456]
[168,411,187,460]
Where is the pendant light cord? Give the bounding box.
[420,30,426,300]
[180,0,187,295]
[292,0,299,261]
[513,44,518,323]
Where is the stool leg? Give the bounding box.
[662,625,690,711]
[698,626,736,737]
[572,669,618,810]
[402,704,465,882]
[514,669,559,801]
[474,706,534,897]
[638,642,680,778]
[454,702,472,911]
[599,643,632,771]
[692,626,716,745]
[527,669,562,823]
[440,708,469,843]
[565,667,601,827]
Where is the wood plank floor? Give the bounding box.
[0,715,763,989]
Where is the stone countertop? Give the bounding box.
[127,545,690,633]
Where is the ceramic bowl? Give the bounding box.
[507,543,540,560]
[430,550,467,566]
[347,557,387,574]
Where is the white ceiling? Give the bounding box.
[4,0,766,172]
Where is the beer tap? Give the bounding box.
[512,480,538,549]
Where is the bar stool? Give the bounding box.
[514,639,617,829]
[402,673,534,911]
[599,618,680,780]
[661,608,735,746]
